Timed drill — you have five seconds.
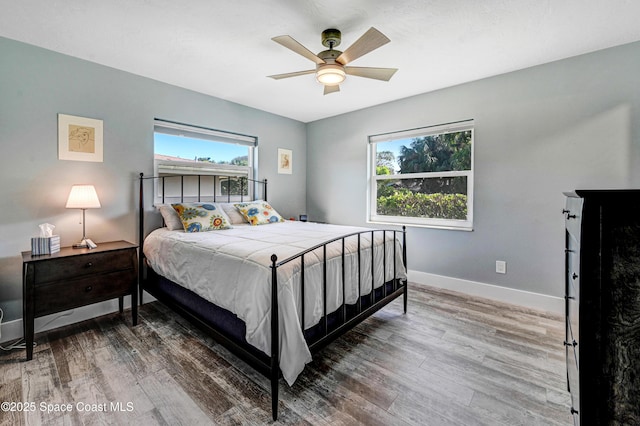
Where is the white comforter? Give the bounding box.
[143,221,406,385]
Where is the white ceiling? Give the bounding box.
[2,1,640,123]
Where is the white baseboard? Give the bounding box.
[0,293,155,345]
[408,270,564,315]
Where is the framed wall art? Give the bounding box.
[278,148,292,174]
[58,114,104,162]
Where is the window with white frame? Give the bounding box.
[153,119,257,203]
[368,120,474,230]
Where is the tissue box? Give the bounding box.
[31,235,61,255]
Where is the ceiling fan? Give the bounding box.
[268,27,398,95]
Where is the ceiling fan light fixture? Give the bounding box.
[316,64,346,85]
[270,27,396,93]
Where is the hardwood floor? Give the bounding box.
[0,283,572,425]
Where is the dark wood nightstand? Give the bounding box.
[21,240,138,360]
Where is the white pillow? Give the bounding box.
[157,204,184,231]
[219,202,248,225]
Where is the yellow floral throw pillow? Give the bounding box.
[233,201,285,226]
[171,203,232,232]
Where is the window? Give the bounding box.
[154,119,257,203]
[368,120,474,230]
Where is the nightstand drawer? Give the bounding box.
[33,250,133,284]
[34,269,135,316]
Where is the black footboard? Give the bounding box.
[271,229,407,353]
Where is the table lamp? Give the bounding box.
[66,184,101,248]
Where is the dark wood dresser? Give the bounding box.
[22,240,138,360]
[563,190,640,425]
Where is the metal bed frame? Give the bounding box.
[137,172,408,420]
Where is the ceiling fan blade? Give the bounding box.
[267,69,316,80]
[336,27,390,65]
[345,66,398,81]
[272,35,325,65]
[323,84,340,95]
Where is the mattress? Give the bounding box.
[143,221,407,385]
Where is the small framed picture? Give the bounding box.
[58,114,103,162]
[278,148,292,174]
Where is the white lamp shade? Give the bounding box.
[316,64,346,85]
[66,185,101,209]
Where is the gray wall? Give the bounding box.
[0,37,306,321]
[307,41,640,298]
[2,35,639,324]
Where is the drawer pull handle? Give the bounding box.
[85,286,93,293]
[562,209,570,214]
[566,214,576,219]
[570,407,579,415]
[572,273,578,280]
[564,295,575,300]
[85,262,93,268]
[563,340,578,347]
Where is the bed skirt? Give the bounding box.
[144,265,401,359]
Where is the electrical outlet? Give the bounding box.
[496,260,507,274]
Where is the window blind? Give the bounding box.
[154,119,257,147]
[369,119,474,143]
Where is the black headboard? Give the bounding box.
[137,172,268,275]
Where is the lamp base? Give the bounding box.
[72,239,97,249]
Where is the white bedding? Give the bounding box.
[143,221,406,385]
